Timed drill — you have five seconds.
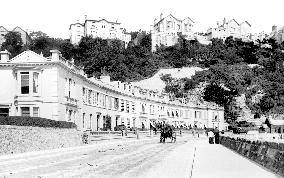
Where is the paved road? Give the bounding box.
[0,135,280,178]
[0,135,192,178]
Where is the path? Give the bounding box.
[0,135,281,178]
[191,139,280,178]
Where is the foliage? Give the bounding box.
[1,32,23,57]
[0,116,77,128]
[4,30,284,121]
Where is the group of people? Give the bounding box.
[208,128,220,144]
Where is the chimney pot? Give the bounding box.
[0,50,11,62]
[50,49,61,61]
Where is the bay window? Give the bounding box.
[33,72,39,93]
[20,71,40,95]
[20,72,29,94]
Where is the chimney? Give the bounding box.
[272,25,277,32]
[154,18,157,25]
[0,50,10,62]
[160,13,163,20]
[223,17,226,25]
[50,50,61,61]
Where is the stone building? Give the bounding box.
[151,13,195,52]
[0,50,225,131]
[69,16,131,47]
[207,18,251,41]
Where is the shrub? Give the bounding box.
[0,116,77,128]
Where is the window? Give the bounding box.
[120,99,125,111]
[21,72,29,94]
[88,90,92,104]
[83,113,85,128]
[68,79,72,97]
[33,72,39,93]
[108,96,112,109]
[114,98,119,110]
[132,102,135,113]
[142,104,145,113]
[126,101,129,113]
[0,108,9,117]
[21,107,30,116]
[96,92,99,105]
[82,87,86,103]
[33,107,39,117]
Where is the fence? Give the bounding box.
[220,136,284,177]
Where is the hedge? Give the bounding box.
[220,136,284,177]
[0,116,77,128]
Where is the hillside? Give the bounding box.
[131,67,204,92]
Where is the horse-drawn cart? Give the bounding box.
[160,124,176,143]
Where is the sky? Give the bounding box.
[1,0,284,39]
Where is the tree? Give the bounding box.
[1,31,23,57]
[29,31,48,39]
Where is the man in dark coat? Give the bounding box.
[214,127,220,144]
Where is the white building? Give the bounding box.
[151,13,195,52]
[70,17,131,47]
[269,25,284,43]
[207,18,251,41]
[0,50,225,131]
[250,31,267,43]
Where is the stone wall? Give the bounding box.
[0,125,83,155]
[220,136,284,177]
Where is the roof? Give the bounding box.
[0,26,8,32]
[269,119,284,126]
[86,19,121,25]
[240,21,251,27]
[154,14,194,26]
[69,23,84,30]
[69,18,121,30]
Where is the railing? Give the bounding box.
[65,96,78,106]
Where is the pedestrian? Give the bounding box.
[208,130,214,144]
[214,127,220,144]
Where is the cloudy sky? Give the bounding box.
[1,0,283,39]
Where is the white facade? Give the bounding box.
[0,50,225,131]
[151,14,195,52]
[269,25,284,43]
[70,18,131,47]
[207,18,251,41]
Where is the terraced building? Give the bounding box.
[0,50,225,131]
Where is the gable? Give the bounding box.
[9,51,48,63]
[241,21,251,27]
[0,26,8,33]
[182,17,194,24]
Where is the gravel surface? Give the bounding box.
[0,135,194,178]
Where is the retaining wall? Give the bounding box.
[220,136,284,177]
[0,125,83,155]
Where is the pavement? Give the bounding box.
[0,134,281,178]
[191,139,281,178]
[140,136,281,178]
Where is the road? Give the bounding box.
[0,135,194,178]
[0,134,279,178]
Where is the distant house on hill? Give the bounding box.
[265,117,284,133]
[151,13,195,52]
[0,26,31,46]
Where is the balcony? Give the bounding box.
[65,96,78,107]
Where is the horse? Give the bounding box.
[160,125,176,143]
